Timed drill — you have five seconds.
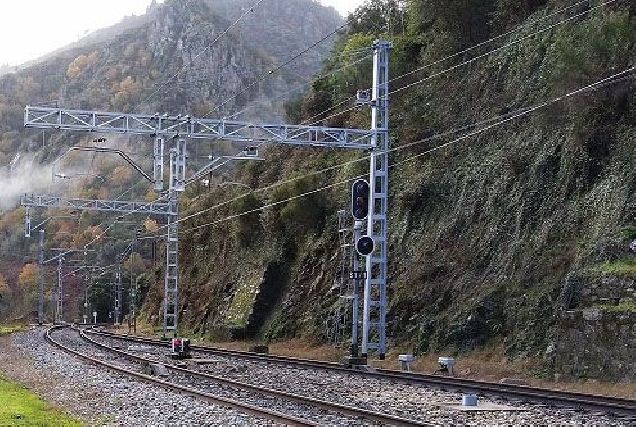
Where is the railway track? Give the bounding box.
[47,325,430,426]
[87,328,636,417]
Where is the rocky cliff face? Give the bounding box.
[203,0,342,76]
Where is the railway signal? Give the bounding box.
[356,236,374,256]
[351,179,370,220]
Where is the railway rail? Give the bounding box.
[47,325,430,426]
[87,327,636,417]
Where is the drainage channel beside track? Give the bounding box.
[48,326,429,426]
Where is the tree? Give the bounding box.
[348,0,407,36]
[18,264,39,311]
[144,218,159,233]
[18,264,39,291]
[0,274,11,321]
[67,52,97,79]
[409,0,495,48]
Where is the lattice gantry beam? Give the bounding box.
[21,195,174,216]
[25,107,377,149]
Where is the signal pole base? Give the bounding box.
[342,355,368,369]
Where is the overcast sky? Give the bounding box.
[0,0,364,66]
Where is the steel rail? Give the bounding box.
[45,326,316,427]
[87,328,636,416]
[75,327,428,426]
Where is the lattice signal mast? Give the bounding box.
[23,40,391,356]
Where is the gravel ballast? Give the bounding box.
[0,327,280,426]
[92,331,635,426]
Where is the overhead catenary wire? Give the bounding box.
[203,17,357,119]
[73,0,626,245]
[61,0,628,253]
[309,0,619,126]
[178,67,635,234]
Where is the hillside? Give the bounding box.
[176,0,635,381]
[0,0,342,321]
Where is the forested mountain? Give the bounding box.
[0,0,342,322]
[0,0,633,382]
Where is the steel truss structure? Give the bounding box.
[24,109,375,149]
[22,195,172,327]
[21,195,173,216]
[23,40,391,355]
[363,41,390,358]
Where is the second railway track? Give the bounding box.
[48,326,432,426]
[88,328,636,416]
[81,327,635,425]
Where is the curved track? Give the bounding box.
[47,326,430,426]
[88,328,636,416]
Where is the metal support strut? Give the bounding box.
[38,230,44,325]
[55,257,63,323]
[164,140,184,336]
[362,40,391,359]
[115,263,123,326]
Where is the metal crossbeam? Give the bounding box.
[21,195,173,216]
[24,107,377,149]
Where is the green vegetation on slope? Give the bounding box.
[178,0,635,375]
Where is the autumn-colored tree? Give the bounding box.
[110,165,134,186]
[0,273,11,320]
[18,264,39,292]
[18,264,39,310]
[144,217,159,233]
[66,52,97,79]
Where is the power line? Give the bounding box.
[130,0,267,113]
[203,18,355,119]
[302,0,617,126]
[179,66,635,233]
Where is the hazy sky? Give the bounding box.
[0,0,364,66]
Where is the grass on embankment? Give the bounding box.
[0,325,25,337]
[0,376,83,426]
